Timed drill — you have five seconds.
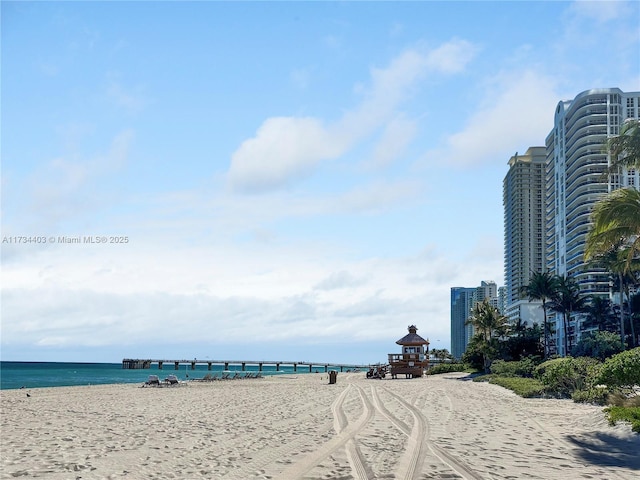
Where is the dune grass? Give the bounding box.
[603,406,640,433]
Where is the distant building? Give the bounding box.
[450,287,475,360]
[450,281,502,360]
[545,88,640,355]
[503,147,547,327]
[497,286,507,315]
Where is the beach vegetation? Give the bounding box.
[465,299,509,372]
[571,331,624,361]
[534,357,602,398]
[603,406,640,433]
[580,295,619,333]
[604,119,640,174]
[460,335,486,370]
[607,391,640,407]
[485,376,545,398]
[584,121,640,349]
[489,357,537,378]
[426,363,467,375]
[547,275,587,355]
[571,386,610,405]
[521,271,559,358]
[595,347,640,390]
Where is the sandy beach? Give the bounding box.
[1,371,638,479]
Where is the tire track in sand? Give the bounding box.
[347,385,377,480]
[377,385,484,480]
[277,382,374,479]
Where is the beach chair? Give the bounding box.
[164,374,179,385]
[145,375,160,386]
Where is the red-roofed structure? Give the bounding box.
[388,325,430,378]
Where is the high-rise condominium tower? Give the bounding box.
[450,281,500,359]
[450,287,475,360]
[546,88,640,355]
[503,147,547,325]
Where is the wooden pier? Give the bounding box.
[122,358,367,373]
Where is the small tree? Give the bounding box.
[548,275,587,355]
[571,331,624,361]
[466,299,509,372]
[582,296,618,333]
[521,272,559,358]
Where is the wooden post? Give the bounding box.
[259,363,263,372]
[208,362,212,371]
[224,362,229,370]
[158,361,163,370]
[242,362,246,371]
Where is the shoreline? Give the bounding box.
[2,372,638,479]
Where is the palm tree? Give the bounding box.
[466,299,509,371]
[582,295,617,333]
[585,188,640,272]
[605,119,640,173]
[548,275,587,356]
[585,194,640,348]
[585,241,630,347]
[521,271,559,358]
[585,119,640,348]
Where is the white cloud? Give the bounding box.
[314,270,367,291]
[333,179,424,214]
[227,116,347,192]
[0,229,496,355]
[568,0,627,23]
[228,39,478,193]
[425,38,479,74]
[366,114,417,169]
[25,129,134,227]
[421,70,559,167]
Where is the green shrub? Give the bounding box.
[488,376,545,398]
[427,363,467,375]
[571,331,624,360]
[534,357,602,397]
[490,357,537,377]
[472,374,493,383]
[596,347,640,389]
[460,336,486,370]
[603,406,640,433]
[607,392,640,407]
[572,386,610,405]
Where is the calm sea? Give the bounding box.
[0,362,311,390]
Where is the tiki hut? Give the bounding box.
[388,325,429,378]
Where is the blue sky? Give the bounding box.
[2,1,639,364]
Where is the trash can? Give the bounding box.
[328,370,338,384]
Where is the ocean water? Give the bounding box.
[0,361,314,390]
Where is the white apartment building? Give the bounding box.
[503,147,547,326]
[545,88,640,355]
